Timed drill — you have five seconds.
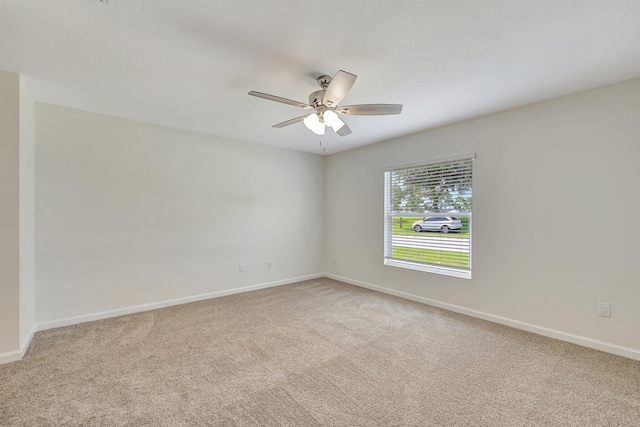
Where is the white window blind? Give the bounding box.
[384,156,473,279]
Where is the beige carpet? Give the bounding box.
[1,278,639,426]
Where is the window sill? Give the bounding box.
[384,258,471,279]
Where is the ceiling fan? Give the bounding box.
[248,70,403,137]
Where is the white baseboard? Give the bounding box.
[21,326,36,357]
[0,349,23,365]
[14,272,639,364]
[325,273,640,361]
[36,274,323,332]
[0,327,36,365]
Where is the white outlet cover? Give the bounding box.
[598,302,611,317]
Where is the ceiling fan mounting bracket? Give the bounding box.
[316,75,332,90]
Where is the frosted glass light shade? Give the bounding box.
[303,113,325,135]
[323,110,345,131]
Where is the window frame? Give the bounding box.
[383,154,474,279]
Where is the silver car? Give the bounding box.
[412,216,462,233]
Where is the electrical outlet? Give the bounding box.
[267,261,272,269]
[333,256,337,264]
[598,302,611,317]
[239,264,245,273]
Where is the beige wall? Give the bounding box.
[325,77,640,355]
[19,76,35,348]
[0,70,20,356]
[0,71,36,362]
[35,104,325,324]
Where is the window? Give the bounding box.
[384,155,473,279]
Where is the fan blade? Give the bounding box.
[248,91,313,109]
[338,104,403,115]
[323,70,357,107]
[336,123,352,137]
[272,115,310,128]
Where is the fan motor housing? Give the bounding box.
[309,90,326,108]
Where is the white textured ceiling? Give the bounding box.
[2,1,640,154]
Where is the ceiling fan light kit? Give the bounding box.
[249,70,403,138]
[323,110,345,131]
[303,113,325,135]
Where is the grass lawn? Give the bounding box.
[391,246,470,269]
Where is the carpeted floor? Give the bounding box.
[1,278,639,426]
